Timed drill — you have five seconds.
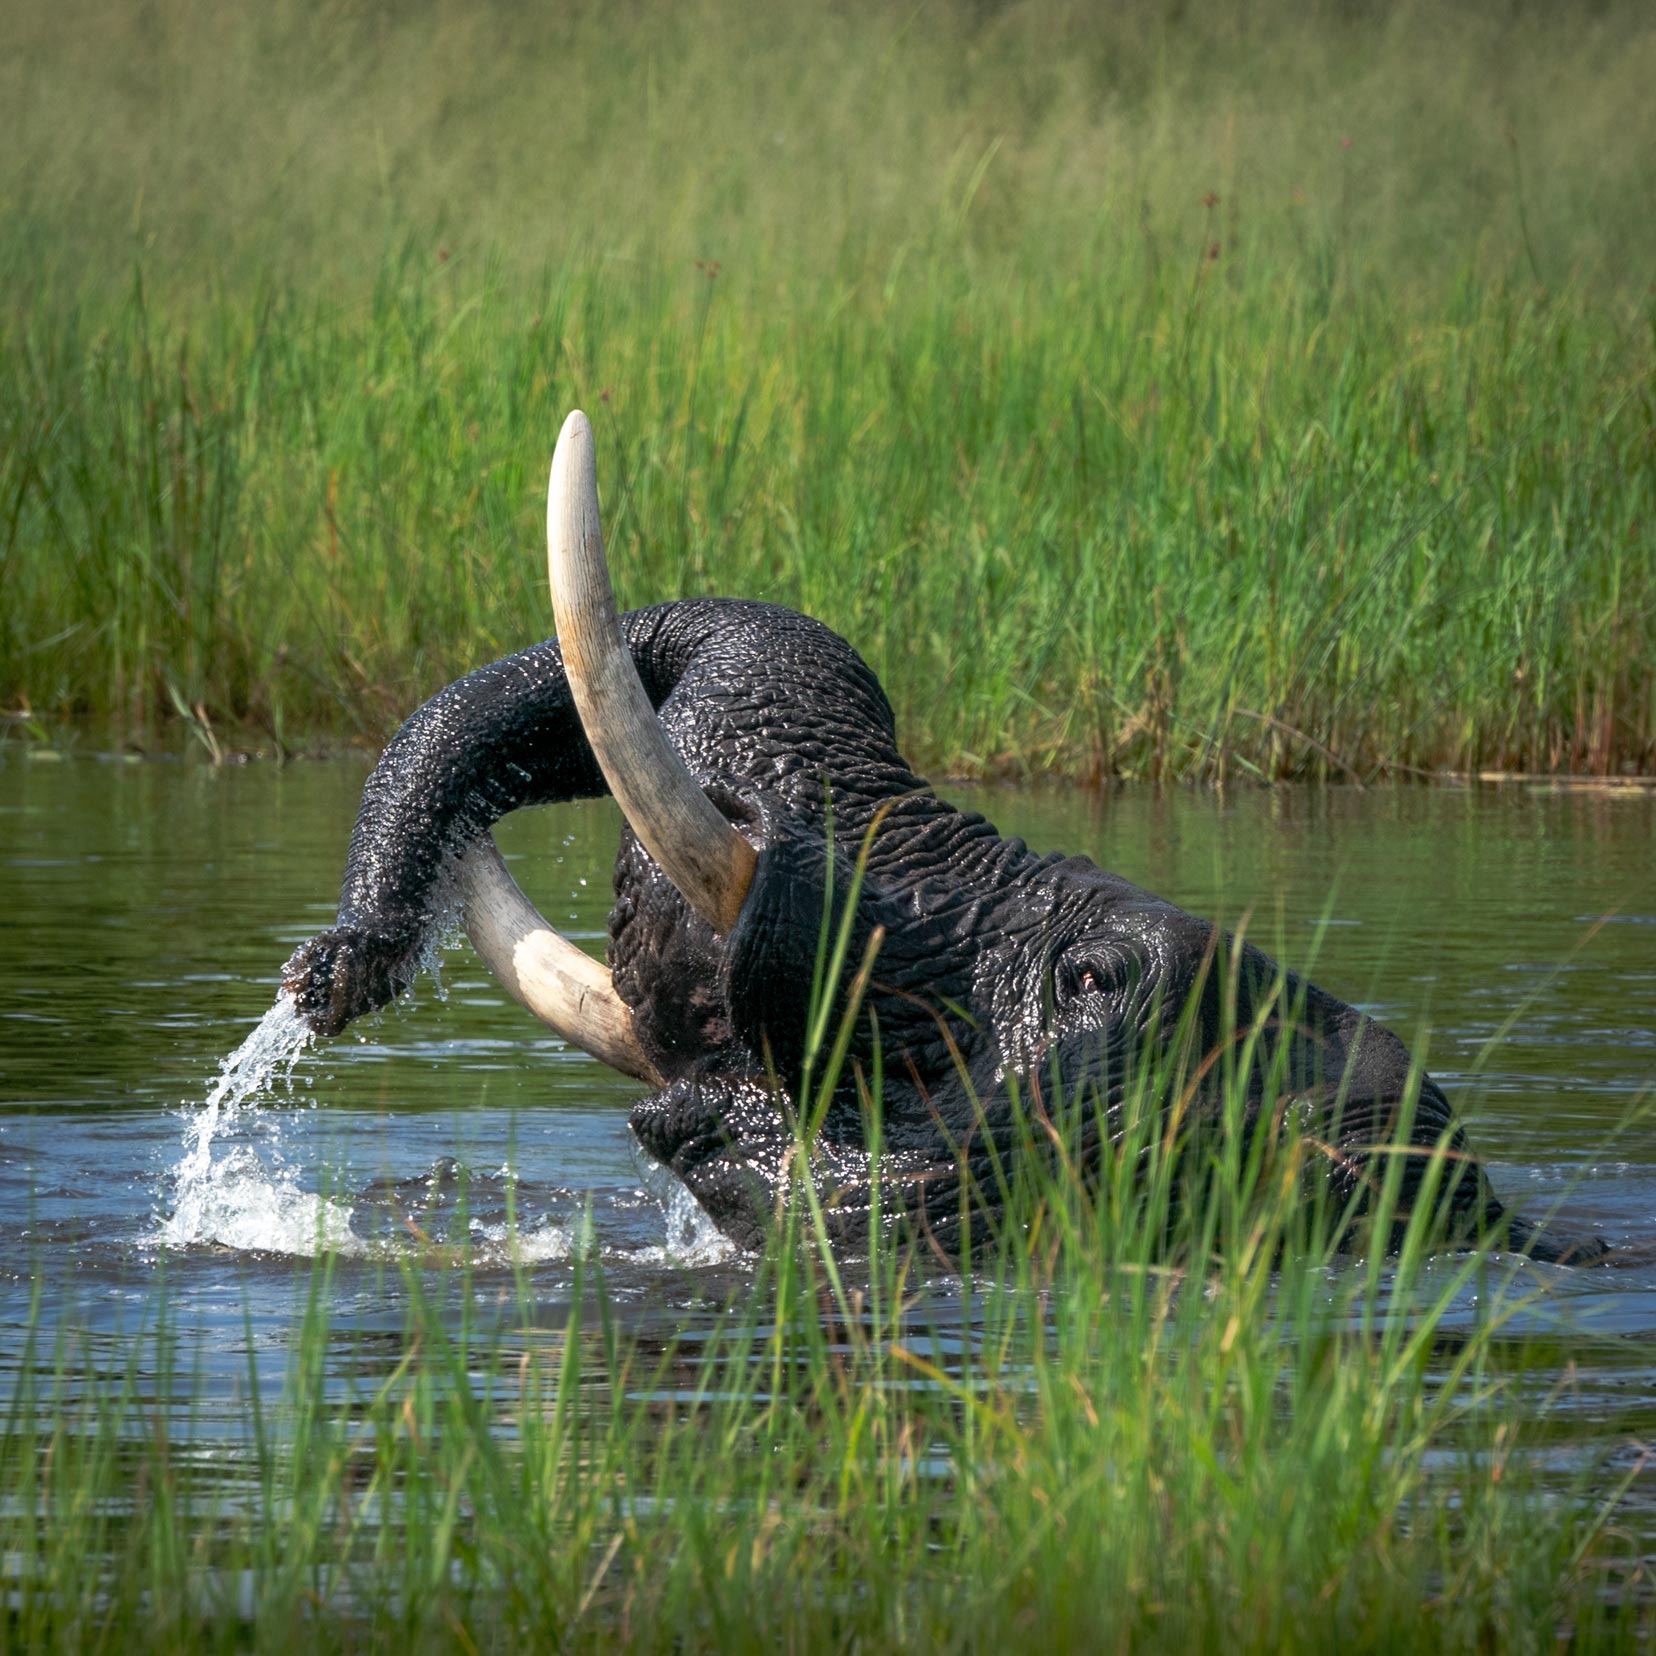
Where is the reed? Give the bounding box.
[3,0,1653,780]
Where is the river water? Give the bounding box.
[1,753,1652,1511]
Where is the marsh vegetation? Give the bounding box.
[3,3,1653,1645]
[3,0,1653,776]
[8,1174,1651,1652]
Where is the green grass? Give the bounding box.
[5,1076,1649,1649]
[3,0,1654,778]
[5,902,1653,1650]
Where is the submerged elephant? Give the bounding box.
[283,413,1603,1264]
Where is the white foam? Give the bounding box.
[160,986,743,1268]
[469,1212,591,1264]
[162,1146,364,1256]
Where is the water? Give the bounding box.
[1,753,1652,1500]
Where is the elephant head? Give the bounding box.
[283,413,1604,1265]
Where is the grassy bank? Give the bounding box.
[3,0,1654,778]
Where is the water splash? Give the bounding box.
[159,993,365,1256]
[629,1155,739,1266]
[652,1178,739,1265]
[159,981,739,1266]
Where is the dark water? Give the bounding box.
[1,753,1653,1494]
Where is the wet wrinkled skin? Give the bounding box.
[284,600,1605,1263]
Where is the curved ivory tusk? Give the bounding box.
[460,835,663,1086]
[547,409,757,934]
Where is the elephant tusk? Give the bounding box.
[460,834,663,1086]
[546,408,757,934]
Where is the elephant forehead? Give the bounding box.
[984,857,1204,970]
[646,603,919,808]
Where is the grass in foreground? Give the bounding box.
[4,1141,1648,1650]
[2,0,1653,778]
[5,940,1651,1652]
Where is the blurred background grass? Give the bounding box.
[3,0,1653,776]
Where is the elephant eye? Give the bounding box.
[1057,956,1105,1006]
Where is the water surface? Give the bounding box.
[1,754,1652,1505]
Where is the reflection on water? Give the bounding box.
[0,752,1652,1516]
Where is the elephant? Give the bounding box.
[282,413,1605,1265]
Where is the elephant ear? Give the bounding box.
[545,410,758,935]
